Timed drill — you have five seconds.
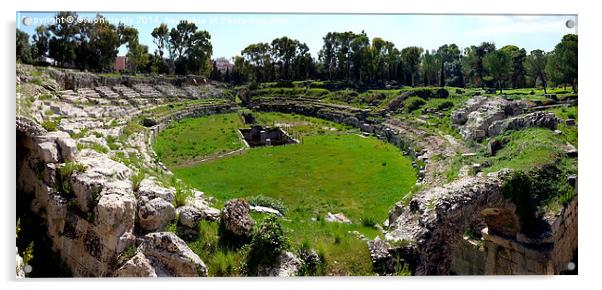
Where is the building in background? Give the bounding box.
[114,56,127,72]
[214,57,233,73]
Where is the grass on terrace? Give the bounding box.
[153,112,416,275]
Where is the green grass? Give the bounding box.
[467,128,568,173]
[154,113,416,275]
[153,113,244,167]
[173,134,415,222]
[153,112,352,168]
[545,105,578,147]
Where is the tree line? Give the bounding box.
[16,12,577,92]
[233,32,577,93]
[16,12,213,76]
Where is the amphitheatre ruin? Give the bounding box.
[15,14,577,277]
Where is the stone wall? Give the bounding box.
[449,238,485,275]
[43,66,210,90]
[482,190,578,275]
[249,97,371,128]
[16,117,136,276]
[382,168,578,276]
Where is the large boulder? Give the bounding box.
[487,111,559,137]
[454,97,529,141]
[137,178,176,204]
[451,95,487,125]
[177,205,203,228]
[220,199,255,239]
[138,197,176,232]
[115,252,166,277]
[368,237,395,275]
[115,232,208,277]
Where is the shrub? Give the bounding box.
[173,182,193,207]
[41,119,60,131]
[437,100,454,110]
[248,195,288,215]
[360,216,377,228]
[55,162,87,198]
[501,171,537,232]
[60,162,87,178]
[120,245,137,262]
[131,171,145,193]
[244,216,289,275]
[297,241,326,276]
[210,250,241,277]
[404,97,427,112]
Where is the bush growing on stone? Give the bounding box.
[297,241,326,276]
[131,171,146,193]
[501,171,537,232]
[41,119,60,132]
[173,182,193,207]
[404,97,427,112]
[248,195,288,215]
[244,216,289,274]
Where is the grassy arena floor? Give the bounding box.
[153,112,417,275]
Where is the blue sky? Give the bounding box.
[16,12,577,60]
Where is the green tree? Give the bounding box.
[271,36,298,80]
[187,30,213,75]
[501,45,527,88]
[526,49,548,93]
[484,49,512,93]
[548,34,578,92]
[32,25,50,63]
[151,23,173,74]
[127,44,150,73]
[16,29,32,64]
[241,43,273,82]
[48,11,80,67]
[401,46,423,87]
[436,44,462,87]
[89,16,121,71]
[421,50,439,86]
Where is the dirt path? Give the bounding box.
[384,118,471,186]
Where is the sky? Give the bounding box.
[16,12,577,61]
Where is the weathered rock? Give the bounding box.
[177,205,203,228]
[250,205,282,217]
[325,212,351,224]
[115,252,165,277]
[117,232,207,277]
[368,237,395,274]
[488,137,508,156]
[256,251,301,277]
[451,95,487,125]
[16,248,25,278]
[16,116,46,137]
[453,97,530,141]
[36,142,59,163]
[220,199,255,239]
[138,197,176,232]
[565,118,576,126]
[138,178,175,203]
[384,170,516,275]
[55,136,78,161]
[487,111,558,137]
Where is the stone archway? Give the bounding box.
[383,171,520,275]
